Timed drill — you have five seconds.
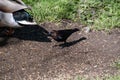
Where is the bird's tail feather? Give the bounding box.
[17,20,37,25]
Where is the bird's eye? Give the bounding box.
[58,36,62,39]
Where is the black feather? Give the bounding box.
[48,28,79,42]
[13,9,33,22]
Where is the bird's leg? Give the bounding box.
[4,28,14,36]
[64,40,67,44]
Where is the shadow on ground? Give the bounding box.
[53,37,87,48]
[0,25,51,47]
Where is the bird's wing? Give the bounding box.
[0,0,28,13]
[15,0,26,6]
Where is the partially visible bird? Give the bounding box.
[48,28,79,43]
[0,0,36,35]
[13,9,36,25]
[0,0,29,13]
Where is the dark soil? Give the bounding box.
[0,21,120,80]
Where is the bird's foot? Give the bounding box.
[52,44,59,47]
[1,28,14,36]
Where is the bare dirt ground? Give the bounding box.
[0,21,120,80]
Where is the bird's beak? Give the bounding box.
[47,32,51,36]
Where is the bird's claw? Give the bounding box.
[1,28,14,36]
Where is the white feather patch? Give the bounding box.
[17,20,37,25]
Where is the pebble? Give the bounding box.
[84,27,91,33]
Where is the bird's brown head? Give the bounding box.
[48,30,57,37]
[73,28,79,32]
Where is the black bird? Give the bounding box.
[48,28,79,43]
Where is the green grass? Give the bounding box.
[97,75,120,80]
[104,75,120,80]
[76,60,120,80]
[114,60,120,69]
[78,0,120,30]
[75,75,120,80]
[23,0,78,23]
[23,0,120,30]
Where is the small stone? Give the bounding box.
[94,65,97,68]
[84,27,91,33]
[22,68,26,71]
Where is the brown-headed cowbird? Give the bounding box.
[48,28,79,43]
